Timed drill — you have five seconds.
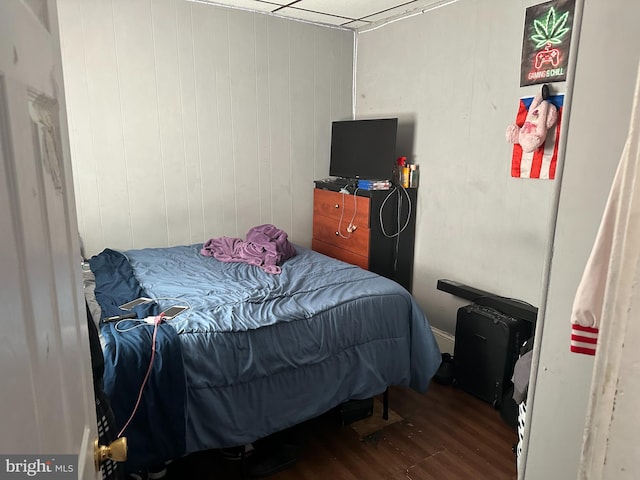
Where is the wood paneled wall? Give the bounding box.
[58,0,353,256]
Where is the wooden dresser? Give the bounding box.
[311,187,417,292]
[312,188,371,270]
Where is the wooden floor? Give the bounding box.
[165,382,518,480]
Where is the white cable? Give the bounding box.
[380,185,412,238]
[337,191,347,238]
[338,188,359,238]
[112,297,191,333]
[349,187,359,232]
[114,320,149,333]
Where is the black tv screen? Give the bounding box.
[329,118,398,180]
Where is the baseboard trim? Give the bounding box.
[431,327,455,354]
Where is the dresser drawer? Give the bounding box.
[312,239,369,270]
[313,189,370,227]
[312,213,370,258]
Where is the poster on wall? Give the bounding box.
[520,0,575,86]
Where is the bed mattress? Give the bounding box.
[92,244,441,471]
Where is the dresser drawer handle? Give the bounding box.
[335,204,340,209]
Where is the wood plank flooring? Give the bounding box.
[165,382,518,480]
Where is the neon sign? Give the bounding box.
[520,0,575,86]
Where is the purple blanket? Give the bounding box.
[201,224,297,274]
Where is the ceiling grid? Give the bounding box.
[188,0,449,30]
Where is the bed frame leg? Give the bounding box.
[382,388,389,420]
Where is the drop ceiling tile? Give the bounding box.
[362,0,446,21]
[342,20,371,29]
[276,6,351,26]
[190,0,281,13]
[188,0,447,29]
[294,0,416,20]
[361,3,420,22]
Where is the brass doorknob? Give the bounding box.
[94,437,127,471]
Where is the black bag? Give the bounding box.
[453,304,533,408]
[433,353,454,385]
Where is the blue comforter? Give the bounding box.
[94,244,441,471]
[90,249,185,473]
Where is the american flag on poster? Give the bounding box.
[511,94,564,179]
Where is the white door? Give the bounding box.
[577,63,640,480]
[0,1,100,478]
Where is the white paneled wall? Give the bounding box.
[58,0,353,257]
[356,0,554,334]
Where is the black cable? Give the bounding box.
[393,189,401,272]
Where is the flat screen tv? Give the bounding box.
[329,118,398,180]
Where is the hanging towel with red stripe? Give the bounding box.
[569,145,626,356]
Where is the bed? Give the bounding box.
[87,241,441,473]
